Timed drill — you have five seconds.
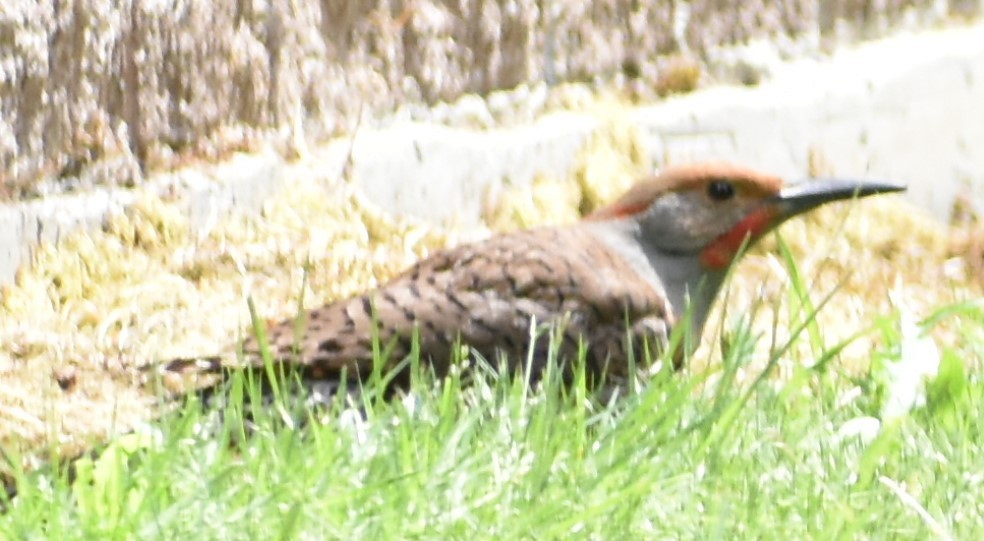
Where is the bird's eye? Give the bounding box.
[707,181,735,201]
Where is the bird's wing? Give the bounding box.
[230,226,671,385]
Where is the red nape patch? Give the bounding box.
[699,207,780,270]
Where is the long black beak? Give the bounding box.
[771,178,907,217]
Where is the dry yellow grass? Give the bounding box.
[1,106,980,477]
[0,163,468,472]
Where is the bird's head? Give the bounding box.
[588,163,906,270]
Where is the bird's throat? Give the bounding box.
[699,207,779,270]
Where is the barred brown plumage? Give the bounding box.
[152,162,904,402]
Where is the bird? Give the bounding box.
[155,162,904,401]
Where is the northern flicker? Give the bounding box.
[159,162,904,399]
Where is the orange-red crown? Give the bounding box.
[587,162,783,221]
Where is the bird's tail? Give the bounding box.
[139,355,229,403]
[142,354,361,417]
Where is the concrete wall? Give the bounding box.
[1,2,983,286]
[1,0,971,195]
[328,24,984,227]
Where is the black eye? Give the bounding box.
[707,181,735,201]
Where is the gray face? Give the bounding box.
[636,190,762,254]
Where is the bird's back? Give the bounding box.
[223,224,675,392]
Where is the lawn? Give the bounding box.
[2,283,981,539]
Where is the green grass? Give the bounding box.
[2,278,983,539]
